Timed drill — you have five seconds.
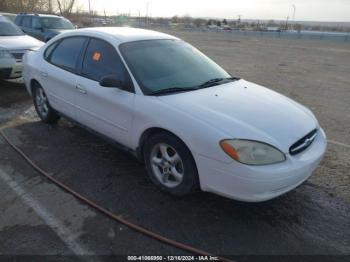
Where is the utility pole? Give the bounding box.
[48,0,53,13]
[146,1,150,26]
[88,0,92,24]
[285,16,289,31]
[292,4,296,31]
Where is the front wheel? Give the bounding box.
[33,83,60,124]
[144,132,199,196]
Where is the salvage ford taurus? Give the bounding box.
[22,27,327,202]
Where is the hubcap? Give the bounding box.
[150,143,184,188]
[35,88,49,117]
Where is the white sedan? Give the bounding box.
[23,27,327,202]
[0,15,43,79]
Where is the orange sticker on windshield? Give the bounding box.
[92,52,101,61]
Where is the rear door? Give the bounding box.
[41,36,88,119]
[74,38,135,146]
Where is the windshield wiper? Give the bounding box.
[197,77,240,89]
[148,77,240,96]
[148,87,197,96]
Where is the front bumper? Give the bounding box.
[194,128,327,202]
[0,58,23,79]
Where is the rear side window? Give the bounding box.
[44,42,59,60]
[82,38,127,82]
[49,37,86,72]
[21,16,32,28]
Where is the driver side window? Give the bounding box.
[82,38,128,84]
[32,17,42,29]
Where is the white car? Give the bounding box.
[0,15,43,79]
[22,27,327,202]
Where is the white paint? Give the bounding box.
[0,169,92,255]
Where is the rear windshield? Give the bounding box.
[0,21,24,36]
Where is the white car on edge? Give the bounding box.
[22,27,327,202]
[0,15,43,79]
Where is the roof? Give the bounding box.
[74,27,178,43]
[17,13,60,18]
[0,12,16,16]
[0,15,10,22]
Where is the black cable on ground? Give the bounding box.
[0,129,234,262]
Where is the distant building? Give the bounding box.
[266,26,281,32]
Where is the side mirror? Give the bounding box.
[99,75,125,89]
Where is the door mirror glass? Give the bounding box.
[99,75,125,89]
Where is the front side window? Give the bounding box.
[120,39,230,95]
[82,38,128,83]
[49,37,86,72]
[0,21,24,36]
[21,16,32,28]
[32,17,42,29]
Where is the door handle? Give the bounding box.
[40,71,48,77]
[76,84,87,94]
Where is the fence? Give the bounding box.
[181,28,350,44]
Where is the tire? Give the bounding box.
[32,83,60,124]
[144,132,199,196]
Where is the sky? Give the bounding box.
[80,0,350,22]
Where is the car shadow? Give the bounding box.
[0,79,30,108]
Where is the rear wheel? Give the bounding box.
[32,83,60,124]
[144,132,199,196]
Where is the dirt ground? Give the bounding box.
[0,30,349,259]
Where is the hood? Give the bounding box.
[45,28,70,35]
[158,79,318,153]
[0,35,43,50]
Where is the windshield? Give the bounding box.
[0,21,24,36]
[120,39,231,95]
[41,17,74,30]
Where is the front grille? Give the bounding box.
[289,129,318,155]
[11,52,25,60]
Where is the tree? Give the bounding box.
[171,15,178,24]
[222,19,227,25]
[56,0,75,16]
[267,19,275,26]
[0,0,51,13]
[181,15,192,25]
[193,18,205,27]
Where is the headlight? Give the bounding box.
[0,50,14,59]
[220,139,286,165]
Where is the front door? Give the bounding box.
[75,38,135,146]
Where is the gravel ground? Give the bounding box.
[0,31,349,259]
